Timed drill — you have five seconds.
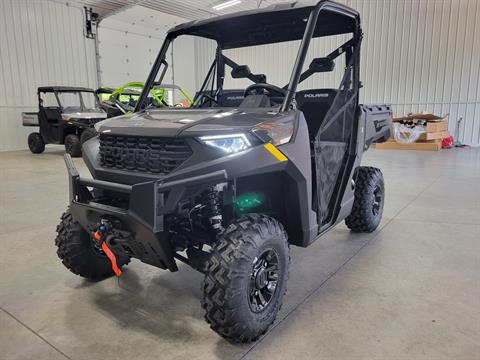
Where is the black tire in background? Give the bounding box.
[80,128,98,145]
[345,166,385,232]
[202,214,290,343]
[55,210,130,279]
[28,132,45,154]
[64,134,82,157]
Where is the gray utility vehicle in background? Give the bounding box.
[55,0,391,342]
[23,86,106,157]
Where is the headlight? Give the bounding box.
[198,134,251,153]
[253,118,295,146]
[61,114,71,121]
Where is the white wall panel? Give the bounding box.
[194,0,480,146]
[0,0,97,151]
[97,6,193,93]
[171,35,197,101]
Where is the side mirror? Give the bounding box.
[231,65,252,79]
[309,57,335,73]
[231,65,266,83]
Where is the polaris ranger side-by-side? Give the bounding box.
[23,87,107,157]
[55,1,391,342]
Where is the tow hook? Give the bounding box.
[92,223,122,277]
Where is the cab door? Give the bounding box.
[38,92,62,143]
[313,46,359,227]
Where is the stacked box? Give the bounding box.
[375,112,449,151]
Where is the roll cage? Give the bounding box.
[38,86,99,111]
[135,0,362,113]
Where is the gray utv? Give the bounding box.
[23,86,106,157]
[55,0,391,342]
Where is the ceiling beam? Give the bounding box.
[96,0,151,20]
[141,0,218,20]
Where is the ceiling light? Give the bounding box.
[212,0,242,11]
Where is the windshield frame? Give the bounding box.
[53,90,100,112]
[135,0,361,113]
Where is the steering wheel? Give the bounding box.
[244,83,287,98]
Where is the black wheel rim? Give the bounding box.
[248,248,279,313]
[372,185,383,216]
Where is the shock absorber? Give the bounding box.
[204,185,224,232]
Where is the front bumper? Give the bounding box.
[67,117,105,129]
[65,154,227,271]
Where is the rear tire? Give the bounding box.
[55,210,130,279]
[345,166,385,232]
[202,214,290,343]
[64,134,82,157]
[80,128,98,145]
[28,132,45,154]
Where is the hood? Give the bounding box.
[63,110,107,120]
[95,108,282,137]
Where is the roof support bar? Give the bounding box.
[294,38,355,86]
[281,0,359,112]
[280,2,323,112]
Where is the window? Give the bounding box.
[40,92,58,107]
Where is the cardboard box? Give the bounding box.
[393,112,447,122]
[382,112,449,150]
[375,139,442,151]
[393,113,449,132]
[425,121,448,133]
[392,119,448,132]
[418,131,450,141]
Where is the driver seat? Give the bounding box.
[193,89,245,108]
[295,89,338,139]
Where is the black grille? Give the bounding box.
[99,134,192,174]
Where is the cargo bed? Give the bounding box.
[22,112,39,127]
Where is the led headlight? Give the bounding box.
[198,133,251,153]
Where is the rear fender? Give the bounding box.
[362,104,392,149]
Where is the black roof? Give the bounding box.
[95,87,141,96]
[95,87,115,94]
[37,86,94,93]
[168,0,359,49]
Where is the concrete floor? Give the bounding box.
[0,146,479,360]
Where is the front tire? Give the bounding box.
[202,214,290,343]
[28,132,45,154]
[80,128,98,145]
[64,134,82,157]
[55,210,129,279]
[345,166,385,232]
